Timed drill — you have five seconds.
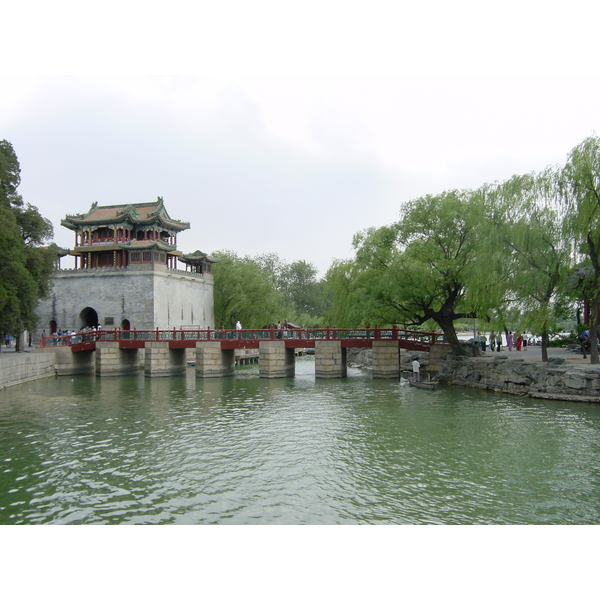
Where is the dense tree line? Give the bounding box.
[322,136,600,363]
[212,250,325,329]
[211,136,600,364]
[0,140,57,350]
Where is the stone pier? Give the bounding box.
[145,342,186,377]
[95,342,140,376]
[258,341,295,378]
[429,344,452,377]
[372,340,401,378]
[195,342,235,378]
[315,340,347,378]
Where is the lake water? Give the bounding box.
[1,357,599,524]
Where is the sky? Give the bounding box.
[3,0,600,275]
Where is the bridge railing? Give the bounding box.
[39,326,445,347]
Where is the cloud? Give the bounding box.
[3,2,600,274]
[5,77,401,273]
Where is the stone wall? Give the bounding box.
[0,352,56,390]
[437,355,600,402]
[36,264,214,337]
[347,347,600,403]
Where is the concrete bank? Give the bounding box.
[0,350,56,390]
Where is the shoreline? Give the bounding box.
[2,346,600,403]
[349,345,600,404]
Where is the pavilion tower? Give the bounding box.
[36,198,216,336]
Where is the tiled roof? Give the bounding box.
[180,250,219,264]
[61,198,190,231]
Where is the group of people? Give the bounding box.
[487,331,527,352]
[234,320,291,339]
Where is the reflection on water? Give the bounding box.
[1,357,599,524]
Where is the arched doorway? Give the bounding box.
[80,307,99,329]
[122,319,131,330]
[49,320,57,334]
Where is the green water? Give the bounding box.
[1,357,599,524]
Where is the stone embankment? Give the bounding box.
[436,354,600,402]
[0,351,56,390]
[348,346,600,403]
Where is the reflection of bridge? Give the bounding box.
[39,328,449,379]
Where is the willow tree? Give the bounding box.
[561,136,600,364]
[484,170,572,361]
[323,259,361,327]
[351,189,497,355]
[212,250,286,329]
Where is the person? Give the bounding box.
[516,332,522,351]
[236,320,242,330]
[579,330,589,359]
[496,334,502,352]
[490,332,496,352]
[507,331,514,351]
[412,357,421,382]
[523,335,528,351]
[276,321,283,339]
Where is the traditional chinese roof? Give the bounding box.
[179,250,219,265]
[70,239,180,255]
[61,197,190,233]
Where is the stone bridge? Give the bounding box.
[39,327,449,379]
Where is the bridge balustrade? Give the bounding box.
[39,327,445,348]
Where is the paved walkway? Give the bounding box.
[0,346,35,357]
[481,345,600,368]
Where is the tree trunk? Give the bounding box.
[436,317,467,356]
[540,330,549,362]
[590,297,599,364]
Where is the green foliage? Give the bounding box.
[480,169,573,359]
[0,139,23,209]
[278,259,325,318]
[561,135,600,362]
[0,140,56,345]
[343,191,494,354]
[319,139,600,359]
[212,250,287,329]
[323,259,361,327]
[213,251,326,329]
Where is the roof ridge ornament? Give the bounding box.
[148,196,165,218]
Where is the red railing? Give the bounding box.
[39,327,445,348]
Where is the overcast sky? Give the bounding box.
[3,0,600,275]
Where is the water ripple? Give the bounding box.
[1,360,600,523]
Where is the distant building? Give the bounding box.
[36,197,216,336]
